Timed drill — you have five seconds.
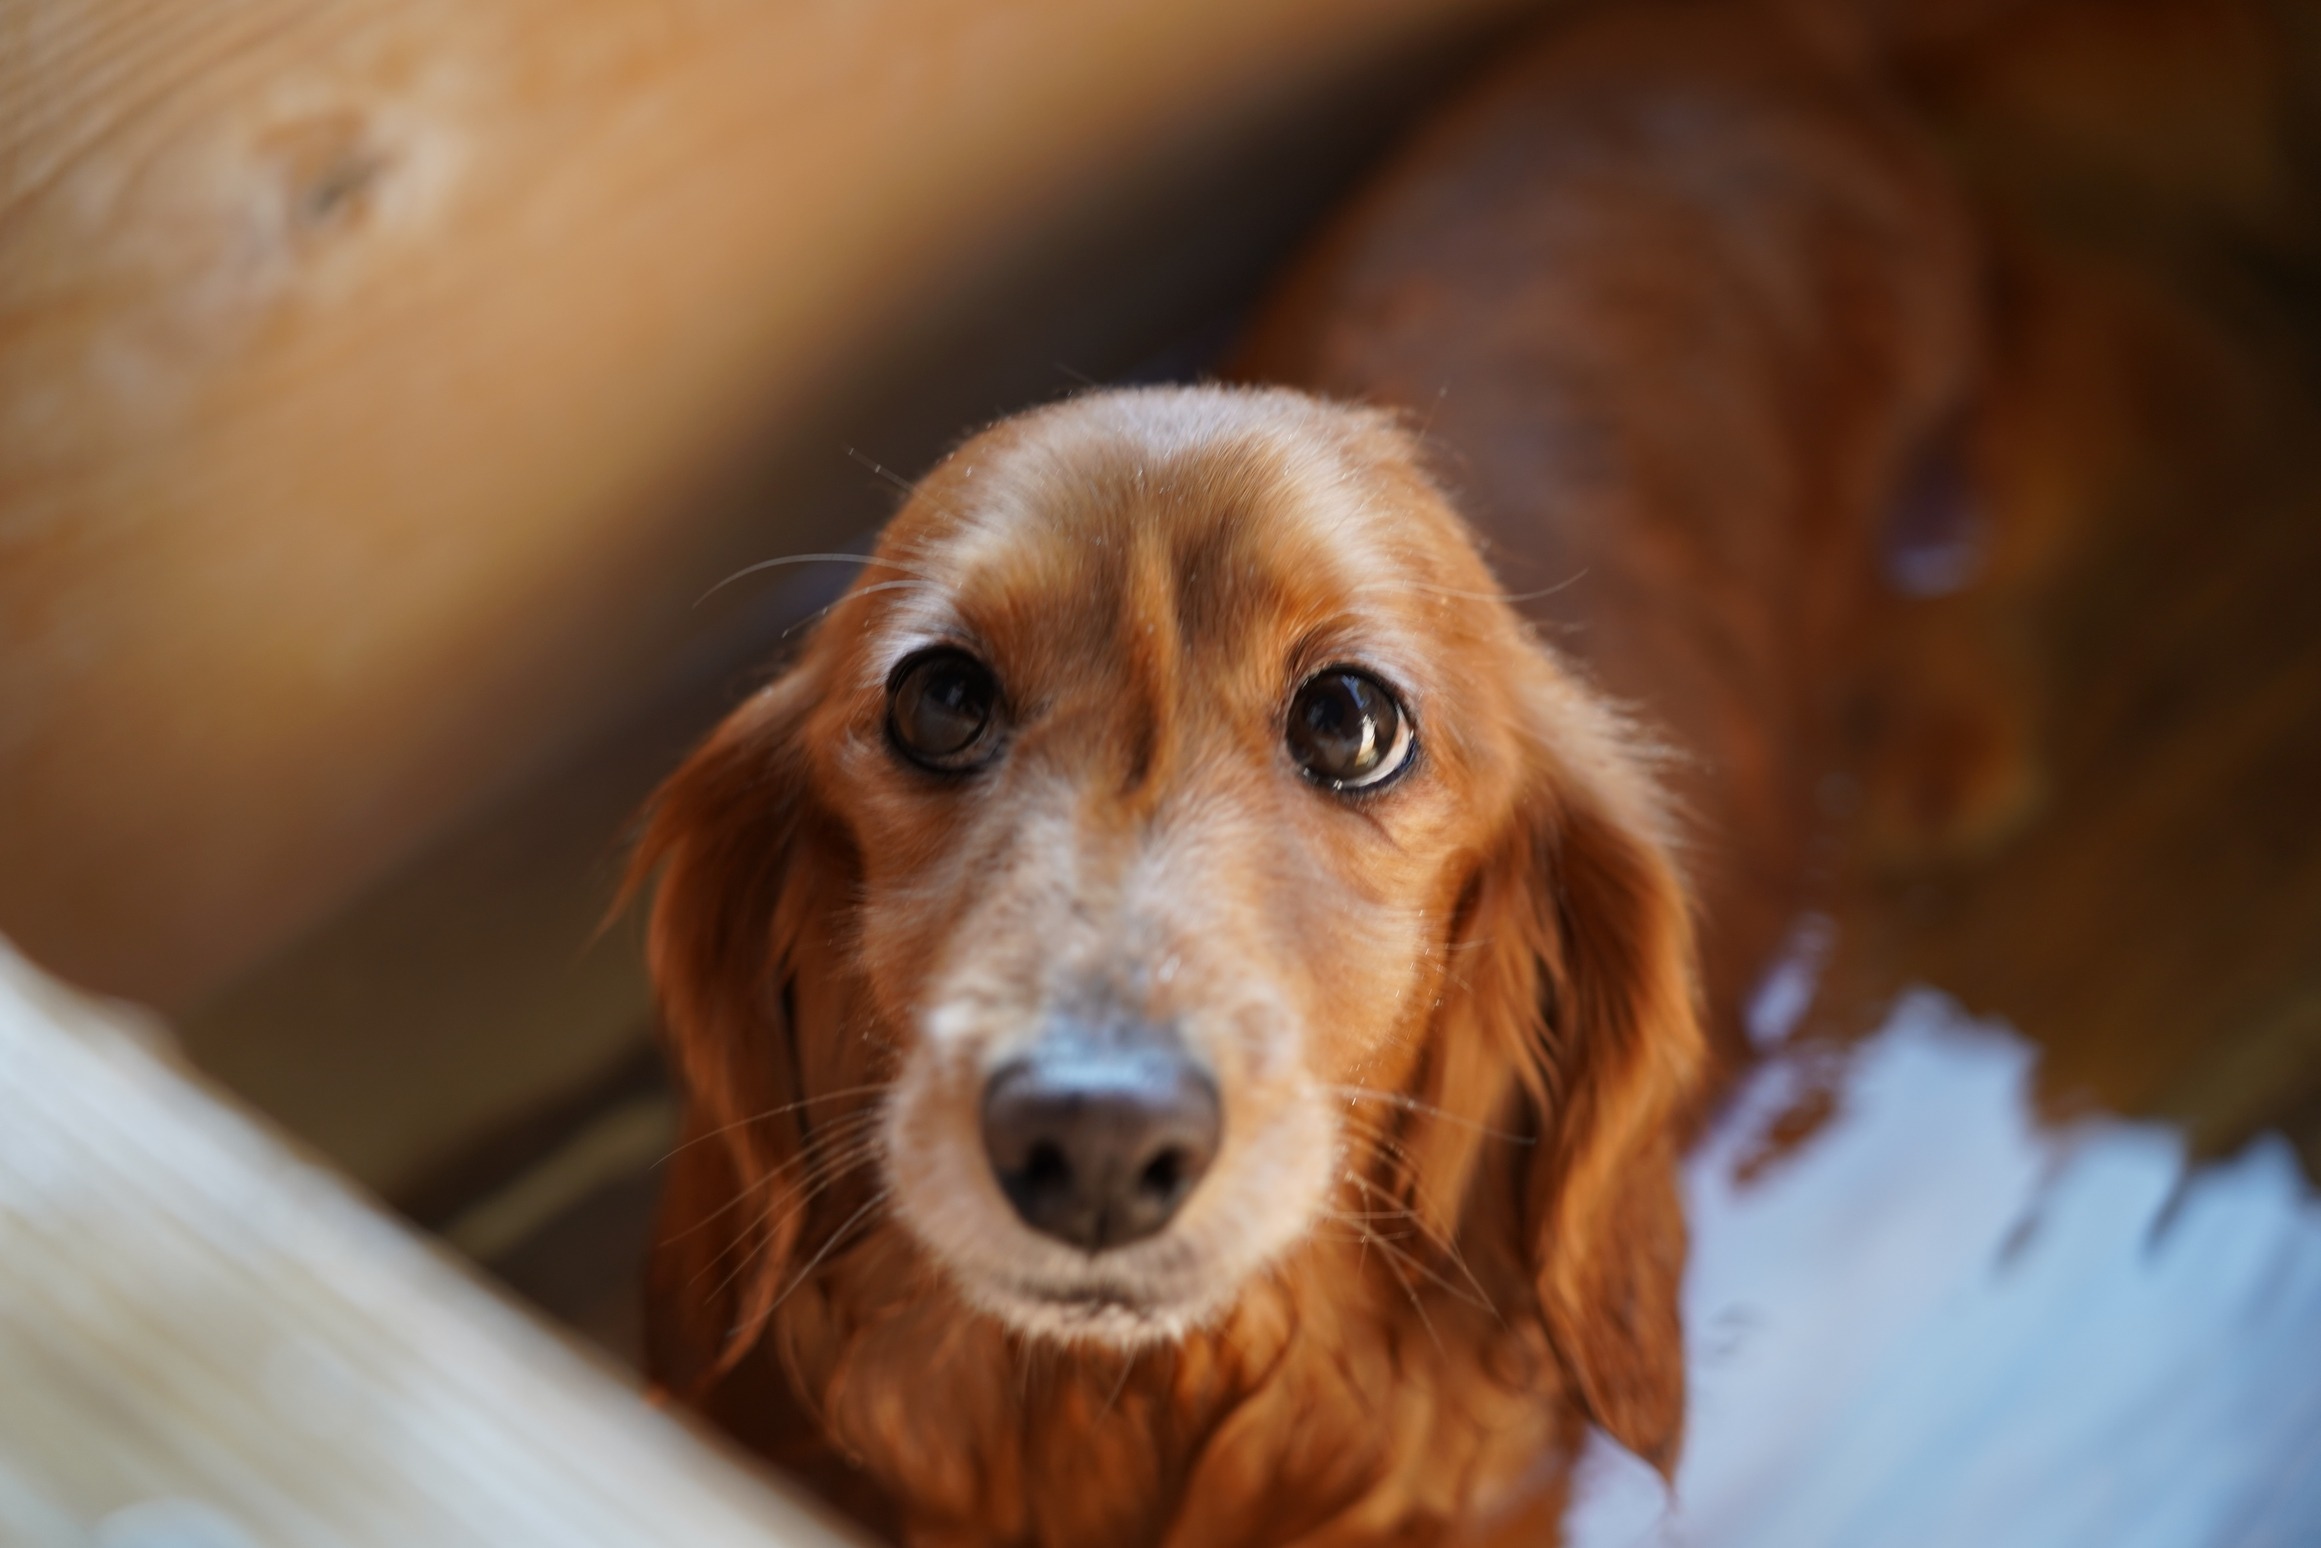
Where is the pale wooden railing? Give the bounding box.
[0,938,861,1548]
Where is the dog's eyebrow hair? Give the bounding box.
[695,552,936,608]
[844,444,918,495]
[1385,571,1590,606]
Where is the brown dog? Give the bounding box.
[635,3,1976,1543]
[638,385,1700,1545]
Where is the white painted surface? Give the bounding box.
[1568,990,2321,1547]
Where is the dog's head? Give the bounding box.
[639,385,1703,1469]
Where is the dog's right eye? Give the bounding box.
[888,649,1002,771]
[1286,667,1415,793]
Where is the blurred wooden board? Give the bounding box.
[0,937,860,1548]
[0,0,1534,1012]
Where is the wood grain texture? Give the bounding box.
[0,0,1533,1010]
[0,934,862,1547]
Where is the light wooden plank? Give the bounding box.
[0,0,1525,1013]
[0,938,862,1548]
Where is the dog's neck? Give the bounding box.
[714,1227,1581,1548]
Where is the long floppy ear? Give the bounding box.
[1471,690,1706,1476]
[625,664,851,1397]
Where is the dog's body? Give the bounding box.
[1239,0,1978,1031]
[638,4,1977,1544]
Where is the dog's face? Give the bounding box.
[642,386,1701,1469]
[815,391,1536,1341]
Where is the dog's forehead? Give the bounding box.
[866,391,1434,684]
[945,398,1385,588]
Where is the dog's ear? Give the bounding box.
[627,664,848,1394]
[1465,690,1705,1477]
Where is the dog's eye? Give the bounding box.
[1286,668,1414,792]
[889,649,1002,770]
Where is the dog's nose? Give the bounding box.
[981,1027,1221,1252]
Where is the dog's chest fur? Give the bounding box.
[729,1238,1579,1548]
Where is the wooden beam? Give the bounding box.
[0,937,861,1547]
[0,0,1530,1011]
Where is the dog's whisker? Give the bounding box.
[694,551,936,608]
[1335,1120,1434,1199]
[694,1156,882,1336]
[661,1111,888,1245]
[1336,1112,1528,1287]
[1378,1229,1499,1318]
[714,1185,893,1380]
[1332,1197,1495,1322]
[690,1135,885,1293]
[668,1114,881,1243]
[1093,1349,1137,1426]
[1340,1171,1501,1322]
[1339,1166,1464,1261]
[1352,1210,1446,1355]
[1333,1111,1438,1175]
[762,1187,891,1323]
[658,1086,892,1164]
[1327,1084,1533,1142]
[741,1136,886,1240]
[1320,1217,1423,1244]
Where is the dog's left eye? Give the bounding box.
[889,649,1002,771]
[1287,668,1415,792]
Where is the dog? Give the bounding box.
[634,2,1978,1542]
[637,385,1700,1545]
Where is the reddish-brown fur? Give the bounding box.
[637,389,1700,1546]
[636,2,1980,1543]
[1237,0,1981,1029]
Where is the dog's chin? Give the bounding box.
[883,1141,1301,1350]
[956,1267,1235,1349]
